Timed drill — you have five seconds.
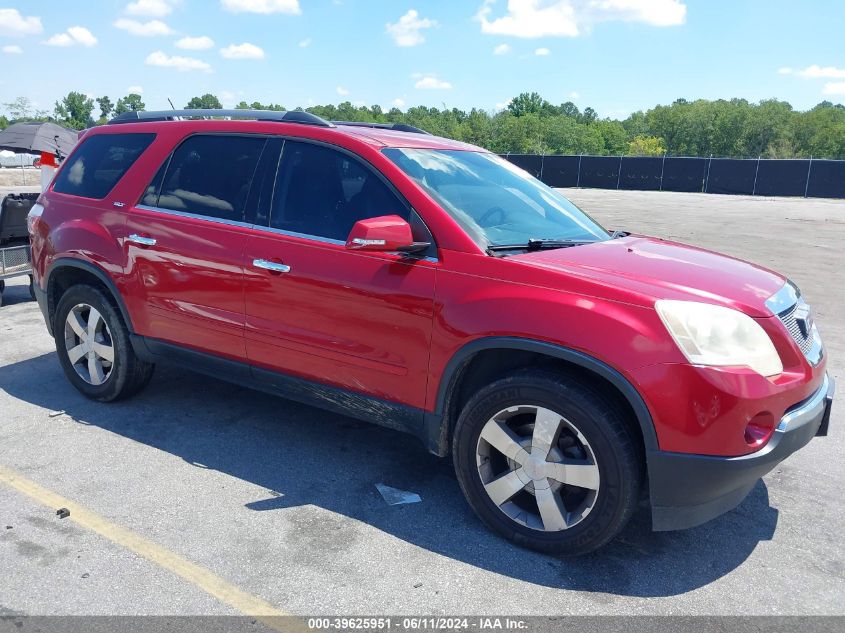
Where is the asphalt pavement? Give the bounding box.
[0,189,842,616]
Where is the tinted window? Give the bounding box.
[270,141,406,241]
[385,148,608,248]
[157,135,266,221]
[53,133,154,199]
[140,159,169,207]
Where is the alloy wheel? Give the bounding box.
[475,405,600,531]
[63,303,115,386]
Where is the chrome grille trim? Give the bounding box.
[779,301,815,356]
[767,281,823,366]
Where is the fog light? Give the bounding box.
[745,412,775,448]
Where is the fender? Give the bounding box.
[425,336,659,456]
[44,257,135,337]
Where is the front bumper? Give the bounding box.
[648,373,834,531]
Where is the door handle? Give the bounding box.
[127,234,157,247]
[253,259,291,273]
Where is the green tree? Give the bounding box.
[186,94,223,109]
[96,96,114,120]
[508,92,550,117]
[115,93,145,114]
[54,91,95,130]
[236,100,285,110]
[0,115,8,131]
[2,96,49,122]
[627,135,667,156]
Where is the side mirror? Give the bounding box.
[345,215,430,254]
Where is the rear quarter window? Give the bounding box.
[52,133,155,199]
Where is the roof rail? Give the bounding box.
[332,121,431,135]
[108,109,334,128]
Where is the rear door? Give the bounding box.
[242,139,437,410]
[123,133,266,361]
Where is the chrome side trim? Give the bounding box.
[777,373,831,432]
[135,204,254,230]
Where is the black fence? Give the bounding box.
[499,154,845,199]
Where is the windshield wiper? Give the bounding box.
[487,238,596,253]
[609,230,630,239]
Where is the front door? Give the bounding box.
[242,139,437,410]
[123,133,267,361]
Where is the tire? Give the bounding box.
[452,369,642,555]
[54,284,154,402]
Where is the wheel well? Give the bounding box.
[442,348,646,462]
[47,266,124,333]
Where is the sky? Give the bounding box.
[0,0,843,119]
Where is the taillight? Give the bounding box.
[27,202,44,236]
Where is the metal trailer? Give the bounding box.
[0,242,34,306]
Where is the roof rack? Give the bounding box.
[332,121,431,135]
[108,109,335,128]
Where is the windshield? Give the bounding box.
[383,148,609,249]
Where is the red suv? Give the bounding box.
[28,109,833,554]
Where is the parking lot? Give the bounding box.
[1,189,842,617]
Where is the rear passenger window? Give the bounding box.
[156,135,266,222]
[53,133,154,199]
[270,141,407,241]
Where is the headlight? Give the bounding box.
[655,300,783,377]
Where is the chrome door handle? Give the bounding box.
[253,259,291,273]
[127,234,156,247]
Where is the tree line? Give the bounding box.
[2,91,844,160]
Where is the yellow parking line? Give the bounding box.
[0,463,302,632]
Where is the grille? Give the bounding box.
[0,245,31,276]
[778,301,815,356]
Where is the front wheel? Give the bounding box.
[452,369,642,555]
[54,284,154,402]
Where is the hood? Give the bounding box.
[511,235,786,318]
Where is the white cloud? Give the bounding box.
[126,0,173,17]
[221,0,301,14]
[127,85,144,94]
[796,65,845,79]
[45,26,98,47]
[386,9,437,47]
[298,38,312,47]
[0,9,43,37]
[146,50,212,72]
[569,91,580,99]
[220,42,266,59]
[2,45,23,54]
[114,18,174,36]
[535,47,550,55]
[414,74,452,90]
[475,0,686,38]
[336,86,350,96]
[493,43,511,55]
[495,98,512,110]
[176,35,214,49]
[392,98,406,108]
[822,82,845,96]
[777,67,793,75]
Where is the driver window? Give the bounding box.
[269,140,407,241]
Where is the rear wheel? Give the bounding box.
[453,369,642,555]
[54,284,154,402]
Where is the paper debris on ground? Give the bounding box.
[375,483,422,506]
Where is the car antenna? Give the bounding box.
[167,98,176,110]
